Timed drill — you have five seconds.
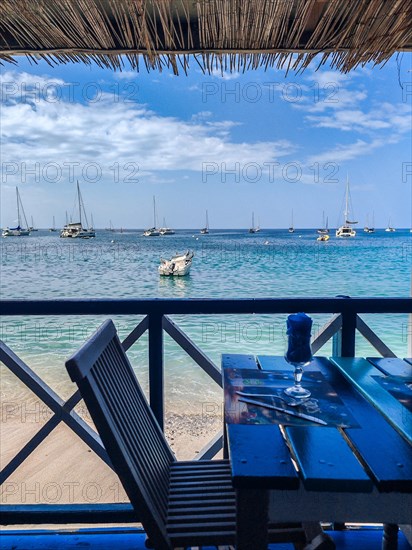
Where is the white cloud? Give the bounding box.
[0,73,296,185]
[307,138,384,165]
[306,102,411,134]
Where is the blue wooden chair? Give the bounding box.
[66,319,308,549]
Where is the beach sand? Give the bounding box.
[1,409,223,506]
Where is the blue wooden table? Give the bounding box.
[223,354,412,550]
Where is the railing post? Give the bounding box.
[148,312,164,430]
[332,296,356,357]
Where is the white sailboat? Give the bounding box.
[200,210,209,234]
[288,210,295,233]
[317,211,329,235]
[60,182,96,238]
[29,216,38,232]
[336,177,357,238]
[364,212,375,233]
[249,212,260,233]
[49,216,57,232]
[2,187,31,237]
[143,196,160,236]
[385,218,395,232]
[160,217,175,235]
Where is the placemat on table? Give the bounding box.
[224,368,360,428]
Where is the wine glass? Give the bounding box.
[284,313,313,399]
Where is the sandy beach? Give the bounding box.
[1,403,223,506]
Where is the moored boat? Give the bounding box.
[29,216,38,232]
[317,211,329,235]
[2,187,31,237]
[336,177,357,238]
[385,218,395,232]
[288,210,294,233]
[200,210,209,234]
[158,250,194,276]
[249,212,260,233]
[60,182,95,238]
[160,218,175,235]
[144,197,160,236]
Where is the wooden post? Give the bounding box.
[148,312,164,430]
[382,523,399,550]
[408,279,412,358]
[332,297,356,357]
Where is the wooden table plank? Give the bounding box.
[285,426,373,492]
[222,354,257,370]
[314,357,412,491]
[256,355,294,372]
[330,357,412,445]
[367,357,412,378]
[227,424,299,490]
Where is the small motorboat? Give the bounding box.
[317,234,330,242]
[158,250,194,276]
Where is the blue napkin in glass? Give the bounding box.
[285,312,313,364]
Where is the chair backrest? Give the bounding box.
[66,319,175,550]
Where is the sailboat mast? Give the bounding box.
[344,176,349,224]
[206,210,209,229]
[77,181,82,225]
[16,187,20,227]
[153,196,156,227]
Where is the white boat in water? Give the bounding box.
[336,177,357,238]
[385,218,395,232]
[249,212,260,233]
[200,210,209,234]
[49,216,58,232]
[2,187,30,237]
[364,212,375,233]
[29,216,38,232]
[144,197,160,236]
[288,210,295,233]
[60,182,95,238]
[317,211,329,235]
[159,250,194,276]
[160,218,175,235]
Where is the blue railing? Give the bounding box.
[0,296,411,525]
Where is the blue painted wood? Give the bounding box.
[148,313,164,430]
[330,357,412,444]
[1,297,411,316]
[367,357,412,378]
[404,358,412,366]
[1,526,412,550]
[227,424,299,490]
[222,354,257,370]
[256,355,294,372]
[315,357,412,492]
[285,426,373,492]
[257,355,319,372]
[0,504,137,525]
[340,311,357,357]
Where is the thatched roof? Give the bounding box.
[1,0,411,74]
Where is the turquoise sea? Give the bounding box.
[1,228,411,413]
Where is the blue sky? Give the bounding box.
[1,53,411,229]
